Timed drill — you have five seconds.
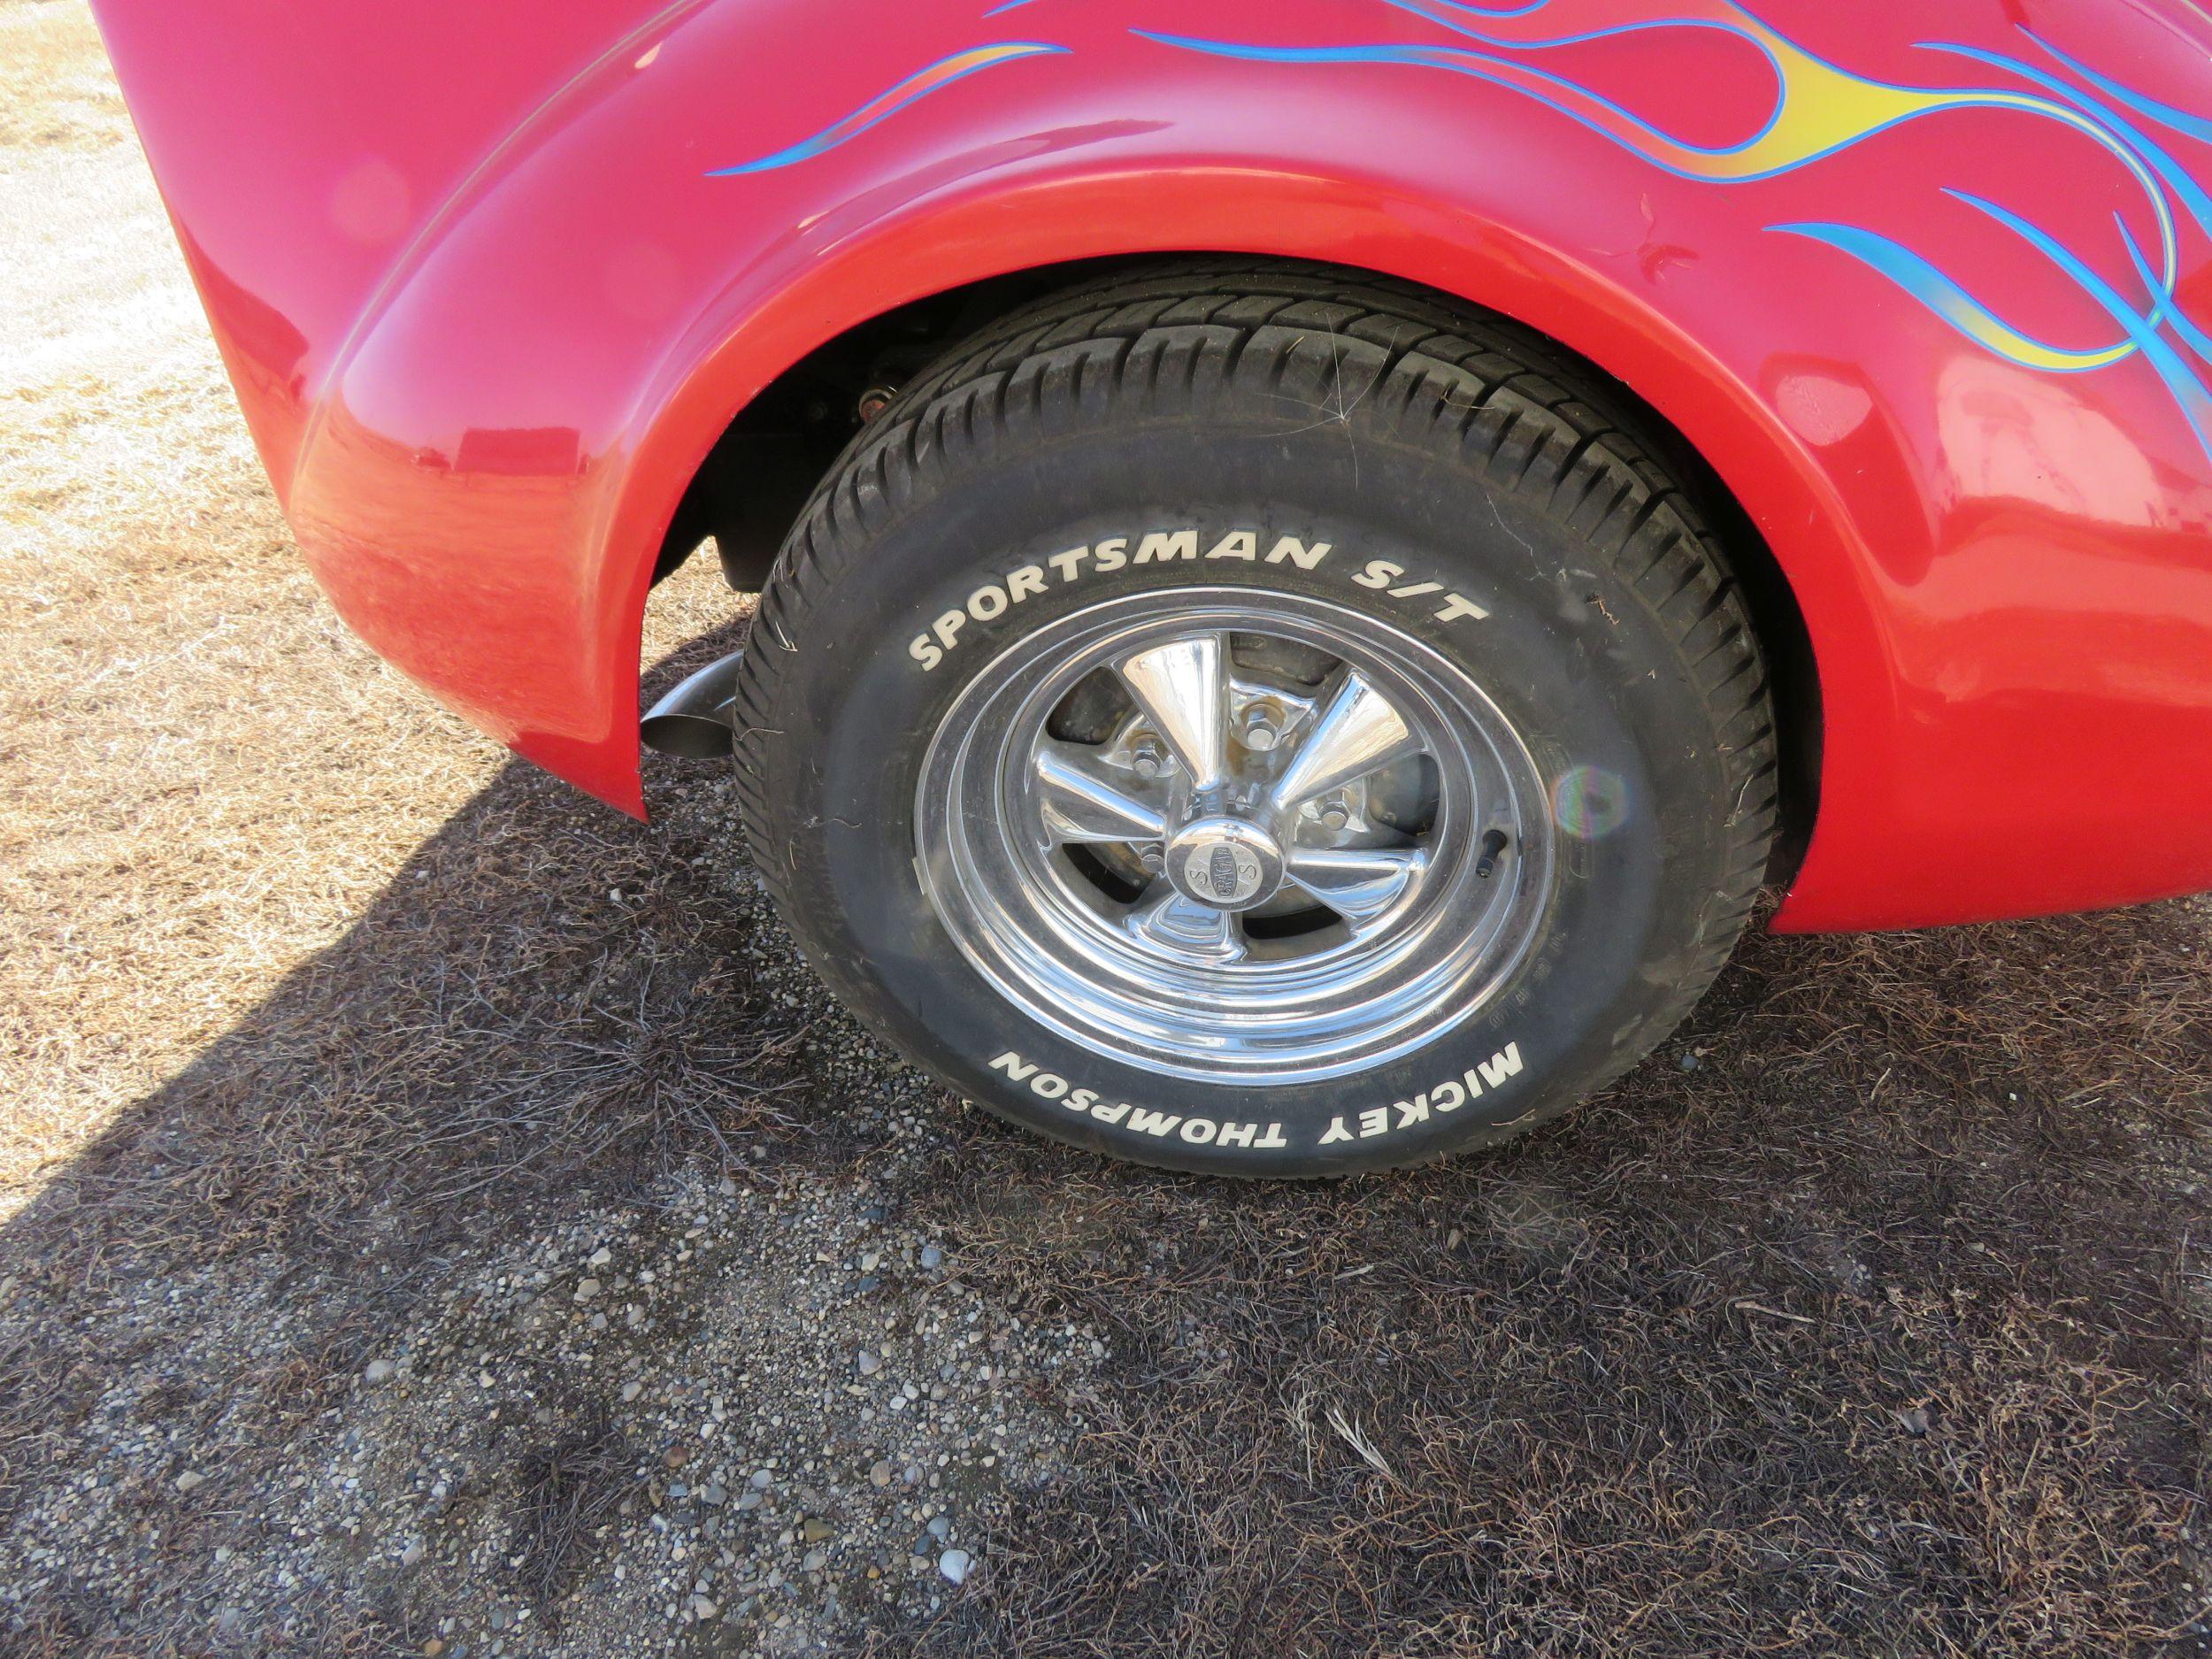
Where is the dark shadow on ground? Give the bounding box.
[2,619,2206,1654]
[1,620,864,1282]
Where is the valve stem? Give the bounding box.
[1475,828,1510,879]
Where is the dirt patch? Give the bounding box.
[2,10,2208,1656]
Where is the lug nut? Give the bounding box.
[1317,803,1350,831]
[1242,708,1281,752]
[1139,847,1164,872]
[1131,740,1166,778]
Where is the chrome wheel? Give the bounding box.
[914,588,1555,1083]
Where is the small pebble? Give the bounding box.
[938,1548,973,1585]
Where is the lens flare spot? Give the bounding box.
[1552,764,1629,839]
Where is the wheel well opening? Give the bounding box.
[649,260,1130,593]
[650,253,1820,881]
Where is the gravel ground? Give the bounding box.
[2,1153,1097,1654]
[4,6,2210,1655]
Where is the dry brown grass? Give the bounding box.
[0,2,119,150]
[901,911,2212,1655]
[2,8,2208,1655]
[0,0,753,1232]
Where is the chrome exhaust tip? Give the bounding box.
[641,649,745,758]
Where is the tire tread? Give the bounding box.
[731,259,1780,1170]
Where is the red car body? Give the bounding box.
[92,0,2212,932]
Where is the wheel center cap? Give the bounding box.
[1164,817,1285,912]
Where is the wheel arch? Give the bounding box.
[637,222,1836,885]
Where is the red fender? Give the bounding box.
[93,0,2212,928]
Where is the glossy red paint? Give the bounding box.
[89,0,2212,931]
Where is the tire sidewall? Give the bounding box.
[755,418,1736,1174]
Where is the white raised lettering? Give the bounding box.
[1265,534,1331,570]
[1433,593,1490,623]
[1478,1042,1525,1089]
[1137,529,1199,563]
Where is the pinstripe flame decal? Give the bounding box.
[704,42,1066,175]
[710,3,2212,459]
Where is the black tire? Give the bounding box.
[730,261,1778,1176]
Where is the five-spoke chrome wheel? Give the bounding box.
[915,588,1555,1083]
